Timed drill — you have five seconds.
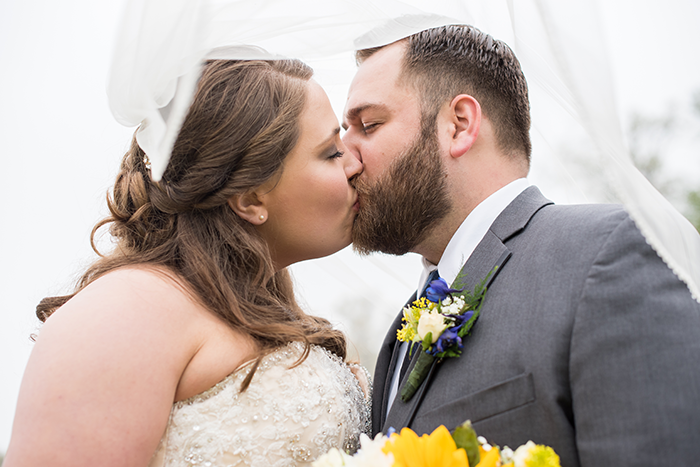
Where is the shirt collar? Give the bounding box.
[418,178,530,291]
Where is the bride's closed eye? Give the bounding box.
[328,149,344,160]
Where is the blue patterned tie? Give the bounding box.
[398,269,440,383]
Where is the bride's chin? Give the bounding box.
[288,237,352,267]
[326,236,352,256]
[326,234,353,257]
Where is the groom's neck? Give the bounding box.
[411,212,466,265]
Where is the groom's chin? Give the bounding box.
[351,240,411,257]
[350,215,417,257]
[350,241,375,256]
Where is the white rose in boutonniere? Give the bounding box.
[417,311,448,344]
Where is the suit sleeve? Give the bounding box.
[570,214,700,466]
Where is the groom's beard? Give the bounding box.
[351,123,452,256]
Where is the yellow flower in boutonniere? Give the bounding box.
[383,425,469,467]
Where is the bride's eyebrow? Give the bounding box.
[314,127,341,150]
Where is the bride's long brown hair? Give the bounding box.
[36,60,346,385]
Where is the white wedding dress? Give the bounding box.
[148,342,371,467]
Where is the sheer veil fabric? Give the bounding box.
[107,0,700,302]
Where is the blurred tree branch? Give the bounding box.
[626,90,700,231]
[556,88,699,231]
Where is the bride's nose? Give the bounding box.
[342,141,363,181]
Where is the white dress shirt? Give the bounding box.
[386,178,530,414]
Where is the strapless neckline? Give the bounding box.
[149,341,371,467]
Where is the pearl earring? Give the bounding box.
[259,215,265,220]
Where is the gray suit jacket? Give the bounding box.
[373,186,700,466]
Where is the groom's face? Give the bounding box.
[343,42,452,255]
[342,42,423,182]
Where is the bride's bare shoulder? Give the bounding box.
[11,265,234,466]
[64,265,202,318]
[67,266,257,399]
[37,265,212,363]
[84,265,193,299]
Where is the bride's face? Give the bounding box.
[257,80,362,269]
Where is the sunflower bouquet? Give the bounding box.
[312,420,560,467]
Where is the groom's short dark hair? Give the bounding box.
[357,25,532,164]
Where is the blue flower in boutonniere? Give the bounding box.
[397,269,496,402]
[424,278,461,303]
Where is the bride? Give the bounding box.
[4,59,369,466]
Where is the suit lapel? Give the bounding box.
[452,186,553,293]
[383,348,439,431]
[381,186,553,433]
[372,291,417,434]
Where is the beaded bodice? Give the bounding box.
[148,342,371,467]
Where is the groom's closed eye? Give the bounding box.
[361,122,380,134]
[343,103,389,129]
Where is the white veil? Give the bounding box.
[107,0,700,303]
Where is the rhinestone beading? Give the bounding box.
[149,342,371,466]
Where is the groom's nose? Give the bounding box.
[341,142,363,180]
[341,131,363,164]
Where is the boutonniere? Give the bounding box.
[397,269,494,402]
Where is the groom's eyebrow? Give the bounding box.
[342,103,387,130]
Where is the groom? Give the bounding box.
[343,25,700,466]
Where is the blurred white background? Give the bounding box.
[1,0,698,455]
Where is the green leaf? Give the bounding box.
[452,420,480,467]
[458,310,480,338]
[422,333,433,351]
[400,352,435,402]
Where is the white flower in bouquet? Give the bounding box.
[509,440,560,467]
[312,447,348,467]
[348,433,394,467]
[311,433,394,467]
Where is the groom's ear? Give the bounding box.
[447,94,481,158]
[228,191,268,225]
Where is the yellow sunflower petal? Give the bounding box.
[475,445,502,467]
[383,428,420,467]
[383,426,469,467]
[425,426,468,467]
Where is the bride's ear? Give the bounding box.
[228,192,268,225]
